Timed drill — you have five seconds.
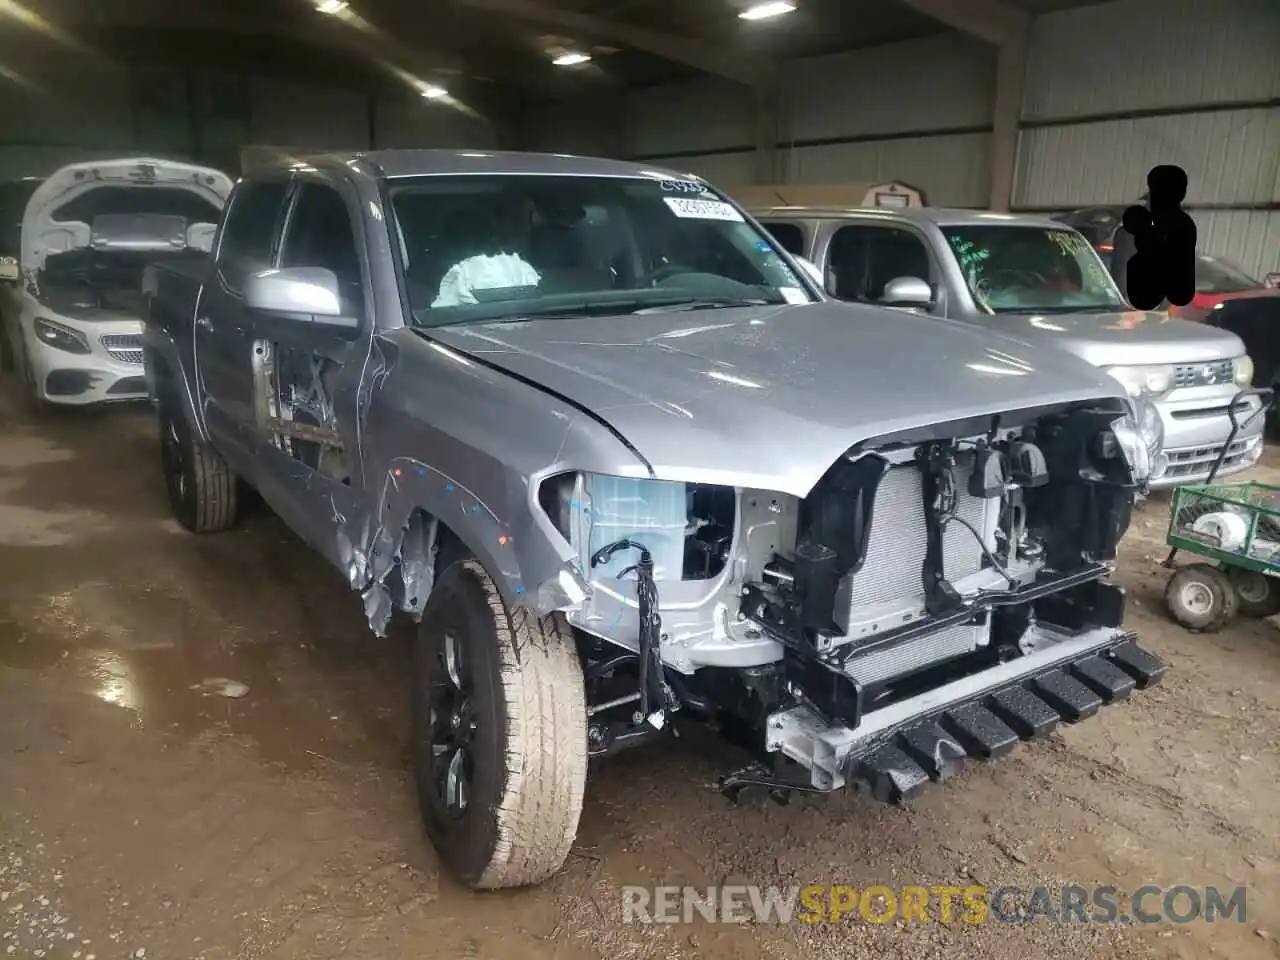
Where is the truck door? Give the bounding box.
[246,178,368,568]
[195,178,291,462]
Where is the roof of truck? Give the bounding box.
[747,205,1069,231]
[349,149,698,181]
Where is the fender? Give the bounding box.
[141,308,208,441]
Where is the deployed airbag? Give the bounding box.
[432,253,540,307]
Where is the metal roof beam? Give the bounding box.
[897,0,1029,45]
[455,0,772,87]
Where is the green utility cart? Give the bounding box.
[1162,388,1277,631]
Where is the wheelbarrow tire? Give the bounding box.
[1225,566,1280,618]
[1165,563,1238,632]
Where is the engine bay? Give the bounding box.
[554,400,1146,764]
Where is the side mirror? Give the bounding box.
[1264,272,1280,290]
[244,267,358,329]
[0,257,18,284]
[793,255,824,288]
[881,276,933,308]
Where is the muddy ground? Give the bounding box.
[1,390,1278,960]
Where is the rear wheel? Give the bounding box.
[1225,566,1280,618]
[159,402,238,533]
[1165,563,1238,632]
[411,558,587,889]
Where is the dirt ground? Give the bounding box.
[1,390,1278,960]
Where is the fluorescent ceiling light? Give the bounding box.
[552,51,592,66]
[420,83,447,99]
[739,1,795,20]
[314,0,349,14]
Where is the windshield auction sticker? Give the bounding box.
[663,197,744,221]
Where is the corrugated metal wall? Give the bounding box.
[625,33,996,207]
[1016,0,1280,277]
[0,68,493,179]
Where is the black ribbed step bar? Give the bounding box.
[854,639,1166,805]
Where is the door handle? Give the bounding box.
[196,315,213,331]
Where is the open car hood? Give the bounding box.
[20,158,233,272]
[430,301,1129,497]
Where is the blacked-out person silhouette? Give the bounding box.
[1119,165,1197,310]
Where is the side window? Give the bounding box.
[217,180,289,292]
[827,225,931,304]
[761,221,806,256]
[279,183,364,316]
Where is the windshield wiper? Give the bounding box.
[429,295,781,326]
[994,303,1126,315]
[631,296,779,314]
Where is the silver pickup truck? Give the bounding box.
[751,205,1262,489]
[142,150,1165,890]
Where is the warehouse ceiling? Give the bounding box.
[0,0,1112,99]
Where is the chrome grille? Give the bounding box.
[1173,359,1233,389]
[835,462,989,628]
[1163,439,1250,479]
[101,334,143,365]
[845,621,990,686]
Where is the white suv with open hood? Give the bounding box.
[0,158,232,407]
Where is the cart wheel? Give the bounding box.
[1165,563,1239,632]
[1225,566,1280,618]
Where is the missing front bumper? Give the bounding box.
[761,627,1165,802]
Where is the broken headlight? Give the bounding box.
[1109,399,1163,484]
[538,472,735,583]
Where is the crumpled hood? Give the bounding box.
[430,301,1128,497]
[982,308,1244,366]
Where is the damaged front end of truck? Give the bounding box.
[531,397,1165,803]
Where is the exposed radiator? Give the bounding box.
[834,461,992,639]
[845,621,990,686]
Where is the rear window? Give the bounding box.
[760,221,806,256]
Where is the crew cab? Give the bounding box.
[0,158,231,408]
[752,205,1262,488]
[143,150,1165,890]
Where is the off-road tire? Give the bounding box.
[1165,563,1238,632]
[411,558,587,889]
[1225,566,1280,618]
[159,402,238,533]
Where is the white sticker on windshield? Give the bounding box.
[663,197,744,222]
[779,286,808,305]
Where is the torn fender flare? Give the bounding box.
[355,457,591,632]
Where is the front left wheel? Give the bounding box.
[411,558,587,889]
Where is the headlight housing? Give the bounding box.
[1104,363,1175,398]
[1109,398,1165,485]
[33,317,91,355]
[1235,354,1254,386]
